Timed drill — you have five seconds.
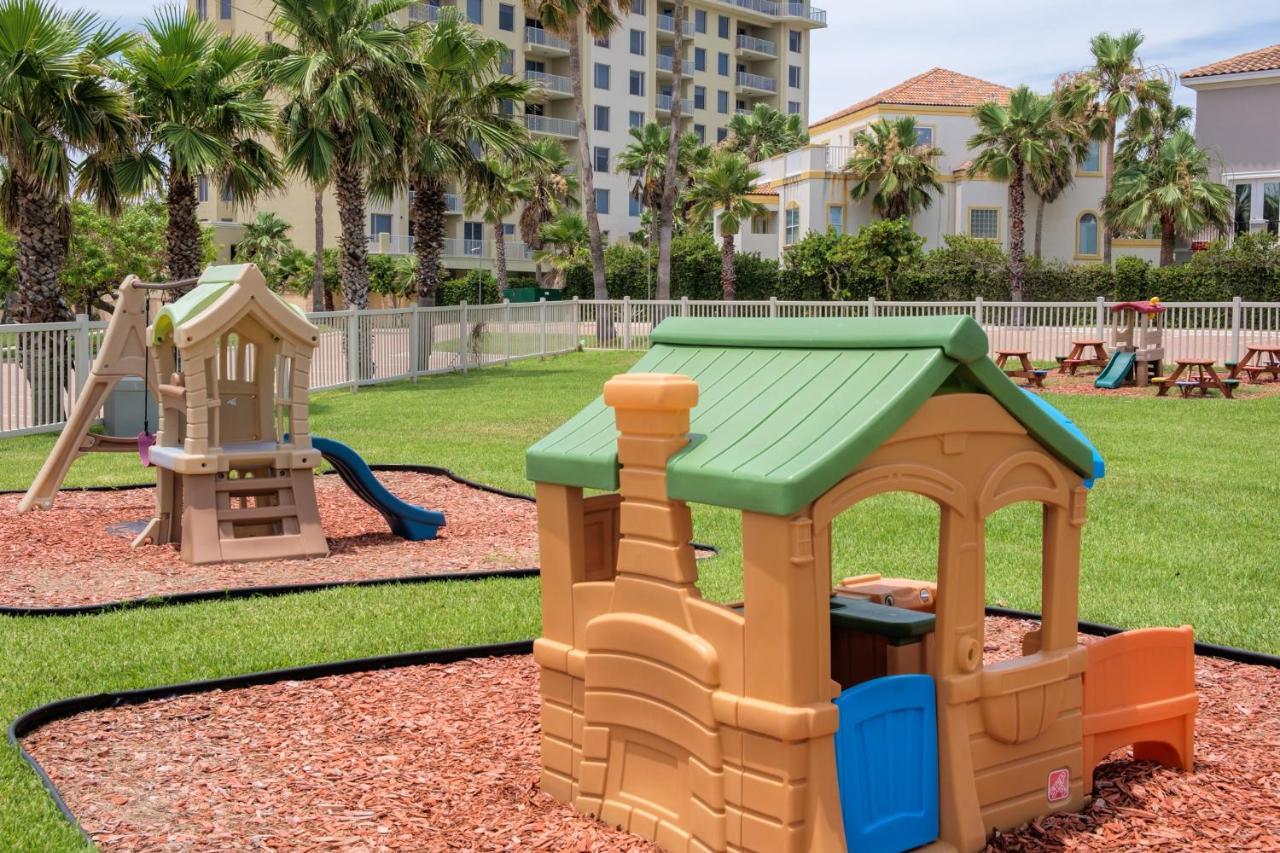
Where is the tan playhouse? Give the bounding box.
[525,316,1197,853]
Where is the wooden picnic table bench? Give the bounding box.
[1159,358,1236,399]
[1058,339,1108,376]
[994,349,1047,388]
[1228,343,1280,383]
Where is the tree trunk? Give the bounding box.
[411,177,447,308]
[1033,193,1046,260]
[1008,162,1026,303]
[568,27,606,301]
[1102,115,1116,265]
[493,221,509,294]
[1160,214,1176,267]
[312,190,326,313]
[166,172,203,286]
[333,137,371,310]
[720,231,737,301]
[656,0,685,302]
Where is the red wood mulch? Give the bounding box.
[21,617,1280,852]
[1033,371,1280,399]
[0,472,540,609]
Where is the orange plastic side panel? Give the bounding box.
[1081,626,1197,791]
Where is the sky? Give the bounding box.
[61,0,1280,121]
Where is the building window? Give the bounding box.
[197,176,209,203]
[220,184,233,203]
[594,146,610,173]
[595,188,610,214]
[631,0,645,13]
[717,90,729,113]
[828,205,844,233]
[196,0,206,20]
[629,110,645,128]
[694,9,707,33]
[717,126,729,143]
[370,213,392,237]
[466,0,482,24]
[1077,212,1100,257]
[784,206,800,245]
[1265,182,1279,235]
[718,52,730,76]
[219,0,231,19]
[694,124,705,143]
[499,3,514,31]
[694,47,706,72]
[595,35,610,48]
[915,126,934,147]
[594,63,610,89]
[969,207,1000,240]
[464,221,484,253]
[788,64,802,89]
[594,105,610,131]
[718,15,730,38]
[629,192,643,217]
[1079,140,1101,174]
[694,85,706,110]
[630,28,645,55]
[789,30,802,53]
[788,100,801,115]
[1235,183,1252,235]
[630,70,645,96]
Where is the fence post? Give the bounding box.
[973,296,984,327]
[460,301,469,373]
[73,314,91,397]
[769,296,778,318]
[680,296,689,317]
[1230,296,1243,363]
[867,297,877,318]
[503,299,511,364]
[1095,296,1106,340]
[540,298,548,357]
[346,308,359,390]
[622,296,632,350]
[409,305,420,381]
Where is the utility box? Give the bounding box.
[102,377,158,437]
[502,287,564,303]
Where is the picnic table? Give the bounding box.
[1227,343,1280,384]
[1154,358,1238,399]
[1058,339,1108,376]
[994,349,1047,388]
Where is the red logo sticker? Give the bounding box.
[1047,768,1070,803]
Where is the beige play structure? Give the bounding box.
[1098,299,1167,388]
[526,317,1197,853]
[20,264,328,564]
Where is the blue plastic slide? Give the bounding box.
[311,436,445,540]
[1094,351,1136,390]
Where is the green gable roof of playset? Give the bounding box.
[526,316,1103,516]
[152,264,310,345]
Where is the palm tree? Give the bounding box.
[393,9,536,306]
[534,211,590,288]
[1059,30,1173,263]
[118,8,281,285]
[684,152,766,301]
[723,104,809,162]
[1110,130,1231,267]
[843,116,945,221]
[1028,142,1075,261]
[238,212,295,285]
[655,0,687,305]
[277,95,332,313]
[526,0,627,308]
[617,123,705,294]
[261,0,423,309]
[968,86,1056,302]
[519,139,579,288]
[467,158,532,293]
[0,0,134,324]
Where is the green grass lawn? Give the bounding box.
[2,351,1278,850]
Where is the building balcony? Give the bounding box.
[523,113,577,138]
[736,71,778,94]
[656,94,694,115]
[525,69,573,99]
[445,192,462,214]
[524,26,570,57]
[781,2,827,26]
[716,0,780,19]
[408,2,441,22]
[736,34,777,58]
[712,0,826,27]
[656,14,694,38]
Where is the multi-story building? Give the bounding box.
[1182,44,1280,239]
[725,67,1162,266]
[191,0,826,282]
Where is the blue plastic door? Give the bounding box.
[834,675,939,853]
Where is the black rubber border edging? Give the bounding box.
[0,463,718,617]
[7,640,534,846]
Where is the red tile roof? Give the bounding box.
[1183,44,1280,79]
[810,68,1011,129]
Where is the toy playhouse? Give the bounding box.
[526,317,1197,853]
[1095,300,1167,389]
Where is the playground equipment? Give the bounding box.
[527,316,1198,853]
[19,264,444,563]
[1096,300,1166,389]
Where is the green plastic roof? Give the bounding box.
[152,264,305,343]
[526,316,1100,516]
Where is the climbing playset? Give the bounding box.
[1095,299,1167,389]
[527,316,1198,853]
[19,264,443,564]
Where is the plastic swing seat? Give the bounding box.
[137,432,156,467]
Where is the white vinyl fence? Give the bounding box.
[3,296,1278,439]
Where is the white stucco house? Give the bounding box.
[1182,44,1280,240]
[725,68,1162,265]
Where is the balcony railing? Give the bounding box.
[656,14,695,36]
[524,69,573,95]
[737,71,778,93]
[368,234,497,260]
[657,54,675,72]
[445,192,462,214]
[524,26,569,51]
[523,113,577,137]
[784,2,826,24]
[656,94,694,113]
[444,237,488,257]
[714,0,826,24]
[505,240,533,260]
[718,0,780,15]
[408,2,441,22]
[736,34,777,56]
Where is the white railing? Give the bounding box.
[784,2,826,24]
[737,71,778,93]
[408,2,441,22]
[717,0,780,16]
[524,26,569,52]
[525,69,573,95]
[825,145,854,172]
[656,94,694,113]
[656,14,695,36]
[523,113,577,137]
[6,297,1280,439]
[737,34,777,55]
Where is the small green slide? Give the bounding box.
[1095,351,1136,389]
